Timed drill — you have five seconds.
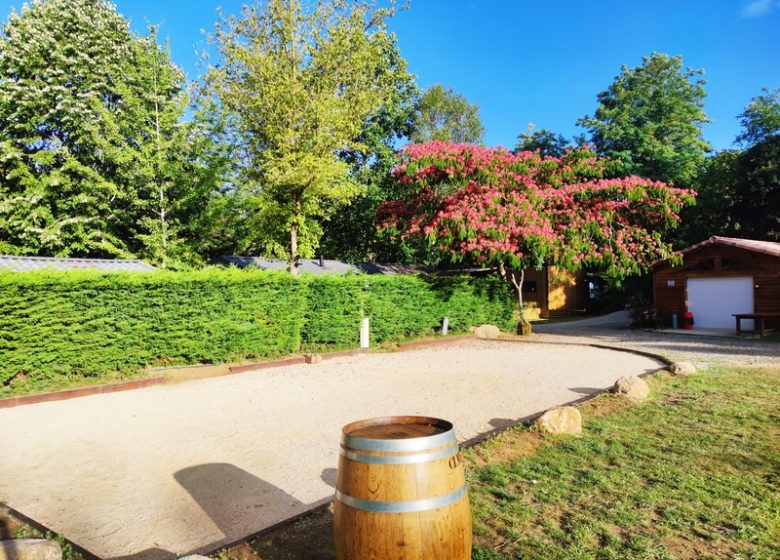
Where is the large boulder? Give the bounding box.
[474,324,501,340]
[613,376,650,401]
[0,540,62,560]
[669,362,697,376]
[534,406,582,435]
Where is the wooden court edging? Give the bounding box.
[0,377,166,410]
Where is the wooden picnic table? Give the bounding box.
[732,313,780,337]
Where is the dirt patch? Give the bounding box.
[157,364,232,383]
[464,430,541,468]
[578,393,637,419]
[218,507,336,560]
[662,534,745,560]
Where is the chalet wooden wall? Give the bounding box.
[653,244,780,327]
[512,267,587,319]
[547,267,585,315]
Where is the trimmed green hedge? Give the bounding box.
[0,269,514,384]
[303,275,365,347]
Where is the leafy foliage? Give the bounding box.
[0,269,513,388]
[206,0,404,274]
[731,135,780,240]
[737,87,780,147]
[304,274,514,346]
[319,34,420,262]
[411,84,485,144]
[0,0,222,265]
[378,142,694,321]
[515,126,574,157]
[0,0,135,256]
[0,269,307,386]
[675,149,742,245]
[303,275,366,346]
[676,88,780,247]
[578,53,711,186]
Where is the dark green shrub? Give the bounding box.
[364,275,441,342]
[428,276,515,332]
[0,269,515,386]
[303,275,365,347]
[0,269,306,385]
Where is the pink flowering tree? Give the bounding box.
[377,142,695,330]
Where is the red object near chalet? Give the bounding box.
[682,311,694,330]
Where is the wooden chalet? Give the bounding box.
[653,236,780,332]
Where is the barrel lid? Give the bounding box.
[341,416,455,452]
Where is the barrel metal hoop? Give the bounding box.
[340,444,459,465]
[335,484,468,513]
[342,429,456,452]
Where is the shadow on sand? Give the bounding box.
[112,463,317,560]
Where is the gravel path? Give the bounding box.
[532,312,780,366]
[0,340,660,560]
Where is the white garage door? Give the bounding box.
[687,277,754,330]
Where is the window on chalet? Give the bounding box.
[722,258,748,270]
[687,259,715,272]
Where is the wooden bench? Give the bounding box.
[732,313,780,337]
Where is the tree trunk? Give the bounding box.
[289,193,302,276]
[500,263,531,335]
[289,221,299,276]
[152,55,167,269]
[510,269,527,324]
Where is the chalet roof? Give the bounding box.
[220,256,496,276]
[0,255,157,272]
[355,262,433,275]
[220,256,358,275]
[678,236,780,259]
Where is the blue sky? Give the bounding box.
[2,0,778,151]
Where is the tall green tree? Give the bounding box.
[675,149,741,246]
[319,35,420,263]
[578,53,711,186]
[206,0,402,275]
[515,125,573,157]
[0,0,221,265]
[0,0,135,256]
[736,87,780,147]
[411,84,484,144]
[731,135,780,240]
[111,30,229,268]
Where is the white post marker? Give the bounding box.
[360,318,370,349]
[442,316,449,336]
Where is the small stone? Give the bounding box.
[178,556,211,560]
[474,324,501,340]
[534,406,582,435]
[0,540,62,560]
[669,362,697,376]
[304,353,323,364]
[613,376,650,401]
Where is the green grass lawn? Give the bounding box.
[465,366,780,560]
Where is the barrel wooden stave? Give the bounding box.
[334,498,471,560]
[333,416,472,560]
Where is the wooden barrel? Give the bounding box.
[333,416,472,559]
